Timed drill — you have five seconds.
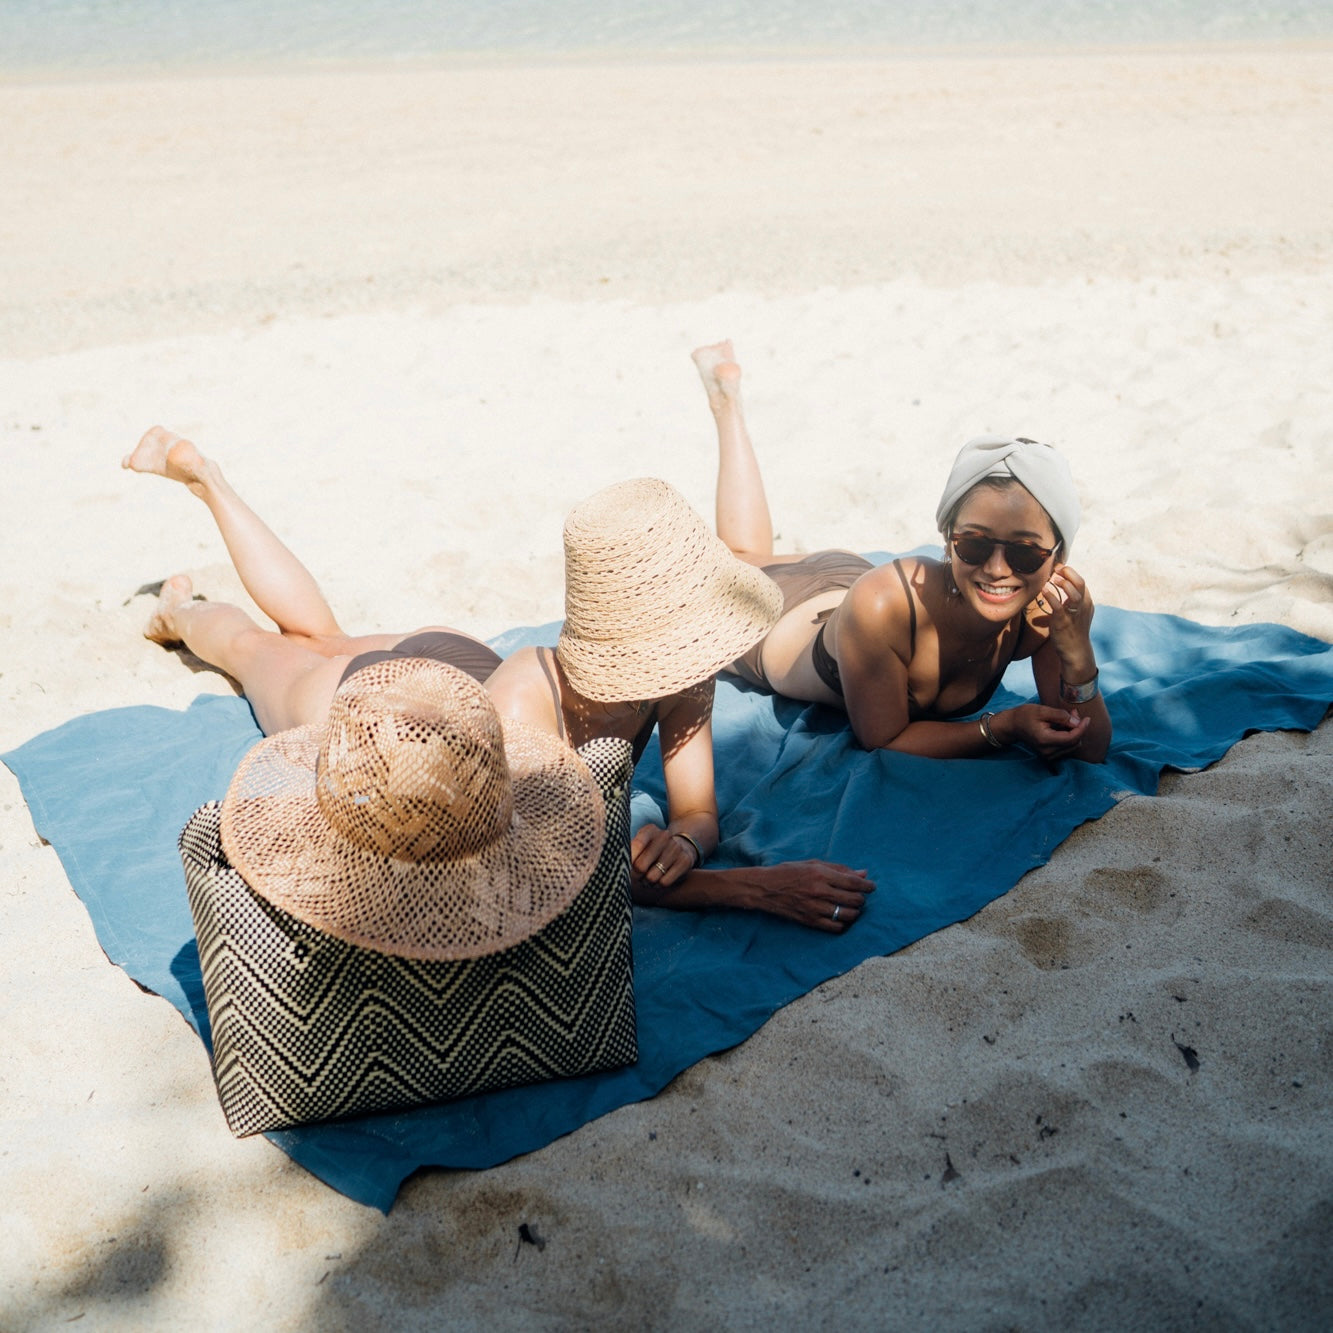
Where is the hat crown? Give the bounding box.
[557,477,784,702]
[219,657,607,961]
[315,668,514,863]
[563,478,693,631]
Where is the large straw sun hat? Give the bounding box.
[218,657,606,962]
[556,477,783,702]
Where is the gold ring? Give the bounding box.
[654,861,667,874]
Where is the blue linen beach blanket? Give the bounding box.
[5,596,1332,1211]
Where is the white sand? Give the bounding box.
[2,48,1331,1328]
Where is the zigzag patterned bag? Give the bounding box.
[179,736,637,1137]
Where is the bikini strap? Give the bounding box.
[536,647,570,746]
[892,559,918,658]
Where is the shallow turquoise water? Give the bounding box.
[4,0,1332,74]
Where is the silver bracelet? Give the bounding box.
[1060,670,1100,705]
[978,712,1006,750]
[672,832,704,868]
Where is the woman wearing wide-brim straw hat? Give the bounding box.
[692,341,1111,765]
[218,656,608,962]
[126,427,874,933]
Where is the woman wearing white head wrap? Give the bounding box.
[693,342,1110,768]
[934,435,1081,558]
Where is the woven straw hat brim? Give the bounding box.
[557,554,783,703]
[218,718,605,962]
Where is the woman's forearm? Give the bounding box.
[666,810,718,864]
[631,860,875,932]
[868,716,1008,759]
[863,704,1109,763]
[631,866,752,911]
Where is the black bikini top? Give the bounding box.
[810,559,1026,721]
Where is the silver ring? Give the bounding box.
[654,861,667,875]
[832,904,841,921]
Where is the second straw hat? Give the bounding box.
[557,477,783,702]
[218,657,606,962]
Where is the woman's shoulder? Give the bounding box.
[846,555,941,610]
[837,557,940,662]
[485,645,561,724]
[486,642,550,681]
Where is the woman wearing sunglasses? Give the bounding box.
[694,342,1111,763]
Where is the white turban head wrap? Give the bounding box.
[934,435,1080,557]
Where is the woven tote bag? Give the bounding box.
[179,736,637,1137]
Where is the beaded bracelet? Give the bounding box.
[672,832,704,868]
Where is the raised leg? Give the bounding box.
[124,427,344,642]
[145,575,348,735]
[692,341,774,563]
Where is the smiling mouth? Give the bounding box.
[975,581,1020,600]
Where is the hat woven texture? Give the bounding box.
[557,477,783,702]
[219,657,606,962]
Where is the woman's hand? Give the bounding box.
[996,703,1091,760]
[1032,565,1098,683]
[630,856,874,931]
[731,861,875,932]
[1026,572,1113,763]
[631,823,699,889]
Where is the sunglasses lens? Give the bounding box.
[951,537,991,566]
[1006,545,1049,575]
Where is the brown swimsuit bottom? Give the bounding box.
[342,631,659,765]
[340,630,504,688]
[727,550,873,690]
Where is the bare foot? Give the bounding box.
[691,341,742,411]
[121,426,211,494]
[144,574,194,646]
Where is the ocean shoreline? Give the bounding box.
[5,35,1333,87]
